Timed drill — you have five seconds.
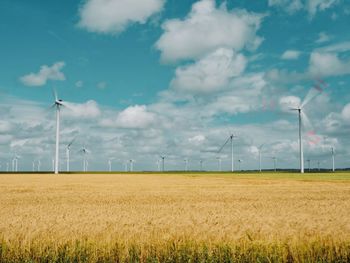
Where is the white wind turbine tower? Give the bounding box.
[108,158,115,172]
[52,158,55,172]
[218,134,237,172]
[184,158,189,171]
[12,153,19,172]
[51,90,65,175]
[258,144,264,172]
[129,159,135,172]
[160,156,165,172]
[331,147,335,172]
[6,162,9,172]
[199,159,203,171]
[237,159,243,171]
[37,160,41,172]
[271,156,277,172]
[156,159,161,171]
[66,138,75,172]
[216,156,222,171]
[79,146,89,172]
[290,83,325,174]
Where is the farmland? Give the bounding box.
[1,172,350,262]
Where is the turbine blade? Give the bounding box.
[301,111,313,132]
[300,85,323,109]
[218,136,230,153]
[52,88,58,102]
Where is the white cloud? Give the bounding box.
[97,81,107,90]
[75,80,84,88]
[341,103,350,123]
[316,41,350,53]
[268,0,340,17]
[156,0,264,62]
[78,0,164,34]
[268,0,303,13]
[188,134,206,144]
[62,100,101,119]
[20,62,65,87]
[281,50,301,60]
[115,105,156,128]
[309,52,350,77]
[279,96,301,112]
[171,48,247,93]
[316,32,331,44]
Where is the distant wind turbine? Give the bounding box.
[160,156,165,172]
[129,159,134,172]
[66,138,76,172]
[289,83,325,174]
[184,158,189,171]
[258,144,264,172]
[218,134,237,172]
[79,146,89,172]
[216,156,222,172]
[331,147,335,172]
[51,89,64,175]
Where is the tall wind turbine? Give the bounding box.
[218,134,237,172]
[306,159,311,172]
[290,83,325,174]
[79,146,89,172]
[216,157,222,172]
[258,144,264,172]
[66,138,75,172]
[108,158,114,172]
[129,159,134,172]
[199,159,203,171]
[160,156,165,172]
[184,158,189,172]
[51,90,64,174]
[271,157,277,172]
[331,147,335,172]
[237,159,243,171]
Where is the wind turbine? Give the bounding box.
[237,159,243,171]
[306,159,311,172]
[32,161,35,172]
[12,153,19,172]
[216,156,222,172]
[6,162,9,172]
[51,89,65,175]
[218,134,237,172]
[289,84,325,174]
[199,159,203,171]
[184,158,189,171]
[108,158,115,172]
[37,160,41,172]
[160,156,165,172]
[156,159,160,171]
[258,144,264,172]
[129,159,135,172]
[79,146,89,172]
[66,138,76,172]
[270,156,277,172]
[331,147,335,172]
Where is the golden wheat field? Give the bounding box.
[1,172,350,262]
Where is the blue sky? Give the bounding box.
[1,0,350,171]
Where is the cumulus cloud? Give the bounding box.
[341,103,350,123]
[279,96,301,112]
[316,32,331,44]
[281,50,301,60]
[268,0,340,17]
[309,52,350,77]
[171,48,246,93]
[156,0,264,62]
[78,0,164,34]
[115,105,156,128]
[62,100,101,119]
[20,62,65,87]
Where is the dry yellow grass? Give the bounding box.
[1,172,350,262]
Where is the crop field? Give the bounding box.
[1,172,350,262]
